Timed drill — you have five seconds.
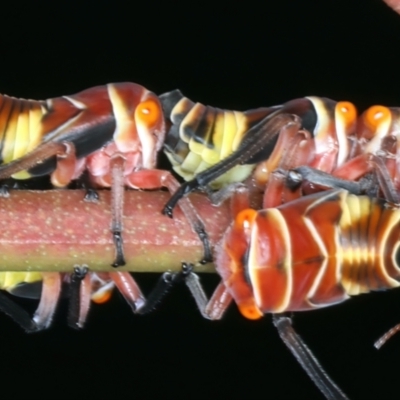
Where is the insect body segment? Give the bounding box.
[160,89,280,189]
[216,189,400,318]
[161,94,359,215]
[0,83,165,187]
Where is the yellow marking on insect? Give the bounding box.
[0,271,42,291]
[27,103,44,152]
[2,100,19,164]
[358,196,373,267]
[220,111,238,160]
[178,151,204,177]
[13,101,30,160]
[232,112,248,150]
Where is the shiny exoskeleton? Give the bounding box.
[160,89,279,188]
[0,268,185,332]
[213,189,400,318]
[160,92,358,214]
[0,83,167,268]
[175,188,400,400]
[0,83,212,331]
[0,270,112,331]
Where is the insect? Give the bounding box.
[157,93,362,398]
[160,91,358,214]
[0,266,185,332]
[168,187,398,400]
[0,83,214,331]
[0,83,211,268]
[290,104,400,204]
[0,269,104,331]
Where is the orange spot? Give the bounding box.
[363,105,391,131]
[135,99,161,129]
[235,208,257,230]
[92,290,113,304]
[336,101,357,124]
[238,302,263,320]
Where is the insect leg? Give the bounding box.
[287,166,364,194]
[182,264,233,320]
[261,129,315,208]
[67,265,91,329]
[110,153,126,267]
[273,315,349,400]
[0,291,38,332]
[160,172,212,264]
[107,270,188,315]
[367,152,400,203]
[290,155,400,203]
[126,169,213,264]
[32,272,62,330]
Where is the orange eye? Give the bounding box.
[235,208,257,230]
[238,302,263,320]
[363,105,391,130]
[135,98,161,128]
[336,101,357,124]
[92,289,113,304]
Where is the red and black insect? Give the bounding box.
[157,92,400,399]
[0,83,214,331]
[0,83,211,267]
[169,186,399,400]
[159,92,358,213]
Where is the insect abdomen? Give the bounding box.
[161,90,274,188]
[0,95,47,178]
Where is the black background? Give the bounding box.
[1,1,399,399]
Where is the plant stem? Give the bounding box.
[0,190,231,273]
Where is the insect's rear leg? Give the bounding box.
[289,154,400,203]
[0,141,77,183]
[273,315,349,400]
[289,135,400,202]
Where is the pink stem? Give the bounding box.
[0,190,231,272]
